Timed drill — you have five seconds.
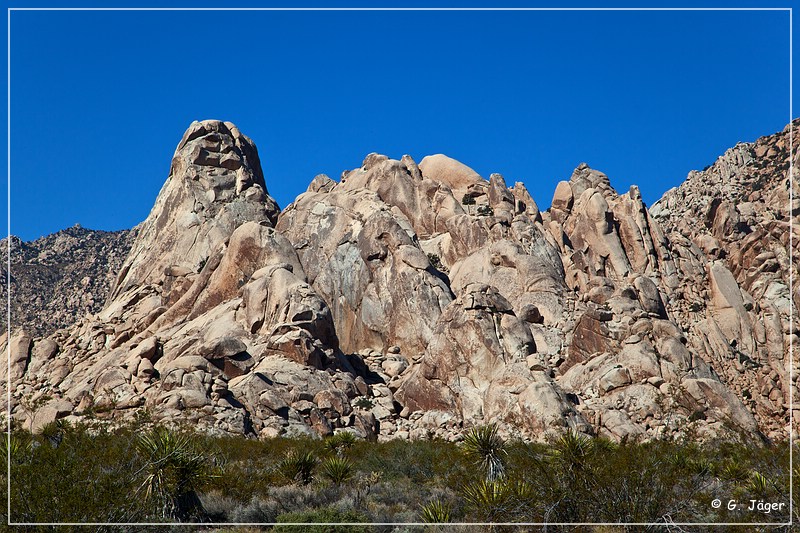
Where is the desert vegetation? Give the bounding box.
[2,418,796,532]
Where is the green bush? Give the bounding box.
[273,507,372,532]
[6,423,149,523]
[426,253,447,273]
[353,397,374,410]
[351,438,469,485]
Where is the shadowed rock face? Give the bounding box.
[4,119,797,444]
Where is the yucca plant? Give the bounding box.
[420,498,452,523]
[551,430,594,473]
[38,419,71,448]
[686,457,713,477]
[461,478,515,523]
[3,432,33,464]
[323,431,357,456]
[135,427,220,520]
[321,455,354,484]
[461,424,506,481]
[505,477,535,501]
[667,451,689,470]
[717,461,749,482]
[748,471,773,496]
[462,479,511,508]
[277,450,317,485]
[590,436,618,454]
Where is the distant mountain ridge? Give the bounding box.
[1,225,137,337]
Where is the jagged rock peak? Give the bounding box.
[171,119,270,194]
[110,120,280,299]
[569,162,615,199]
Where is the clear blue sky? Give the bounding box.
[4,2,795,241]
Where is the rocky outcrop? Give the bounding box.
[5,121,369,440]
[650,119,799,441]
[5,118,796,444]
[530,160,763,442]
[396,283,589,441]
[276,171,454,356]
[110,120,279,300]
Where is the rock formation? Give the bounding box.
[4,118,796,444]
[650,119,799,441]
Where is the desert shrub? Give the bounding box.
[461,194,476,205]
[353,397,374,410]
[426,253,448,273]
[586,441,688,523]
[268,483,343,514]
[351,439,469,485]
[229,495,281,523]
[200,489,239,522]
[214,435,323,498]
[273,507,372,532]
[208,529,266,533]
[353,479,459,525]
[501,434,718,524]
[2,420,792,528]
[7,423,150,523]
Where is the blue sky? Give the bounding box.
[4,3,795,241]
